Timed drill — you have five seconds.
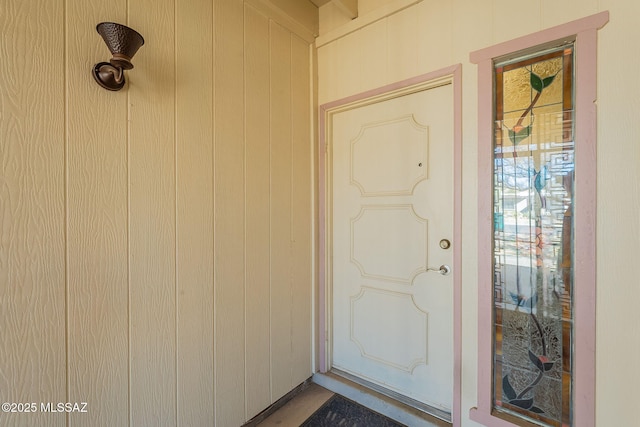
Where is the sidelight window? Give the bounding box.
[469,12,609,427]
[492,44,574,427]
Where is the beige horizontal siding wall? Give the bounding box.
[0,0,315,426]
[317,0,640,426]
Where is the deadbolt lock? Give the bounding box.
[439,239,451,250]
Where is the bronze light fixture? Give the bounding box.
[92,22,144,91]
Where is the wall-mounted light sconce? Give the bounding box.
[92,22,144,91]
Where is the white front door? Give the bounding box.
[330,81,454,416]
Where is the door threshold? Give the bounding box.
[313,371,451,427]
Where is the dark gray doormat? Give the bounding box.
[300,395,407,427]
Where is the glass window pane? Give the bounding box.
[493,44,574,427]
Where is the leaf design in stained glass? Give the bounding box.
[508,125,532,145]
[530,72,557,93]
[503,57,563,114]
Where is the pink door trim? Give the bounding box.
[318,64,463,426]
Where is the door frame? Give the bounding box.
[318,64,463,426]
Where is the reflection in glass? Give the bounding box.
[492,45,574,426]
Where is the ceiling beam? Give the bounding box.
[309,0,358,19]
[308,0,331,7]
[333,0,358,19]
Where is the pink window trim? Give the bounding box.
[469,11,609,427]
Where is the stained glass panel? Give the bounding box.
[492,45,574,426]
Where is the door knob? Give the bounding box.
[439,239,451,249]
[427,265,451,275]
